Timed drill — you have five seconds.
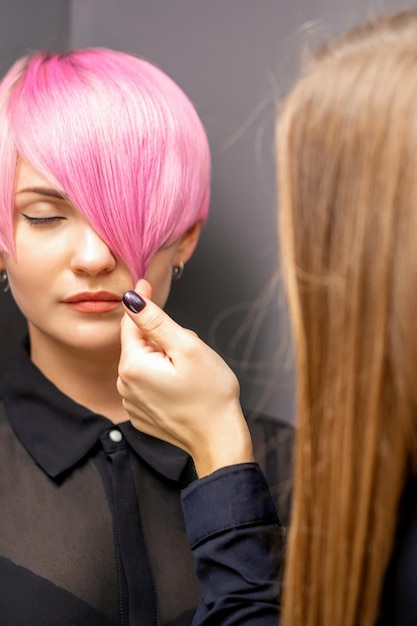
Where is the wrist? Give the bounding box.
[193,425,254,478]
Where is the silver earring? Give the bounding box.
[0,270,9,293]
[172,261,184,281]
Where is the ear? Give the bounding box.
[0,253,6,272]
[173,221,203,266]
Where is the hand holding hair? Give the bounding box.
[118,279,254,477]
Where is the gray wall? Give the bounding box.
[1,0,414,421]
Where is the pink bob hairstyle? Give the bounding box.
[0,48,211,281]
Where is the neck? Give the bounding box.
[29,333,129,424]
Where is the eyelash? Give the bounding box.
[22,214,65,226]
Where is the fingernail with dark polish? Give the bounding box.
[122,291,146,314]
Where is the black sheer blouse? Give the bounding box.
[0,340,293,625]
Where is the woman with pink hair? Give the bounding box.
[0,47,248,625]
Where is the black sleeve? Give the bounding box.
[181,463,283,625]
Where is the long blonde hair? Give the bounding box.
[278,10,417,625]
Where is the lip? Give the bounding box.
[62,291,121,313]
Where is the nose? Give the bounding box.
[70,222,117,276]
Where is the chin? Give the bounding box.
[52,328,122,358]
[73,335,121,354]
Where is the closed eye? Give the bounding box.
[22,213,67,226]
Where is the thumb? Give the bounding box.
[122,283,182,354]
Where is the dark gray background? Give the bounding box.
[0,0,412,421]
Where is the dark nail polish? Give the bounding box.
[122,291,146,314]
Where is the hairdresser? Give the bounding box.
[119,8,417,626]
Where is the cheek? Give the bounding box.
[6,265,43,315]
[145,247,177,308]
[144,264,172,308]
[3,248,51,312]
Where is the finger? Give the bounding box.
[120,280,161,352]
[122,285,186,354]
[120,279,148,343]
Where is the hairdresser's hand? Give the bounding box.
[117,279,253,477]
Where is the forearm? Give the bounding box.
[181,463,283,625]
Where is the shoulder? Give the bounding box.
[0,400,30,477]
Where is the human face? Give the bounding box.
[1,160,182,361]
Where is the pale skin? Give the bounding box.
[0,160,202,424]
[118,279,254,478]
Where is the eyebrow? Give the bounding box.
[15,186,68,200]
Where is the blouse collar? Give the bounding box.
[0,338,191,482]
